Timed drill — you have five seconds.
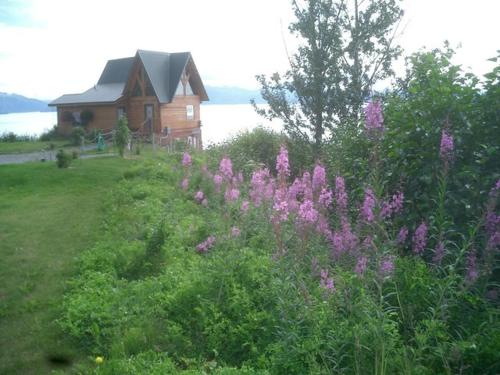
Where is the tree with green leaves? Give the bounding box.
[115,115,130,157]
[253,0,403,156]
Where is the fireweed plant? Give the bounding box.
[177,100,499,373]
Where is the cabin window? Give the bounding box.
[175,82,184,96]
[145,76,155,96]
[117,107,126,119]
[185,81,194,95]
[186,105,194,120]
[132,81,143,97]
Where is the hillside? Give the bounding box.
[204,85,265,105]
[0,92,53,114]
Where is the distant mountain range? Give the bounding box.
[204,86,265,105]
[0,92,53,114]
[0,86,265,114]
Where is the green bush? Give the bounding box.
[115,116,130,157]
[39,125,61,141]
[55,149,72,168]
[71,126,86,146]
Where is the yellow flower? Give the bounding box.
[95,356,104,364]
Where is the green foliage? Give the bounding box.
[71,126,86,146]
[206,126,283,175]
[58,153,500,374]
[115,115,130,157]
[56,149,72,168]
[382,46,500,229]
[80,109,95,126]
[39,125,61,141]
[255,0,403,155]
[206,126,313,177]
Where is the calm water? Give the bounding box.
[0,104,282,145]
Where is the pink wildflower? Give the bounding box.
[318,187,333,209]
[316,214,332,238]
[231,227,241,237]
[361,188,376,222]
[196,236,216,253]
[213,174,223,192]
[301,171,313,201]
[182,152,192,167]
[181,177,189,191]
[439,130,454,162]
[335,176,348,214]
[365,100,384,132]
[241,200,250,213]
[312,163,326,192]
[380,256,395,276]
[397,226,408,244]
[273,187,289,222]
[219,157,233,179]
[224,186,240,203]
[355,256,368,276]
[276,145,290,178]
[320,269,335,292]
[380,191,404,219]
[413,222,428,255]
[298,199,319,224]
[250,168,272,206]
[194,191,204,203]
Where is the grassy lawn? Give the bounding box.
[0,140,69,154]
[0,156,134,374]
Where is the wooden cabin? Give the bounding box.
[49,50,209,148]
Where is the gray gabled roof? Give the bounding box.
[49,83,126,106]
[98,57,135,84]
[49,50,207,106]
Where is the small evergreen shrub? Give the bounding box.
[56,149,72,168]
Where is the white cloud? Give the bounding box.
[0,0,498,100]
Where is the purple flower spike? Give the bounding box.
[412,222,428,255]
[312,163,326,192]
[276,145,290,178]
[365,100,384,132]
[320,269,335,292]
[380,256,395,276]
[182,152,192,167]
[439,130,454,162]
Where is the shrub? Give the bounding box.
[56,149,72,168]
[39,125,61,141]
[71,126,86,146]
[115,116,130,157]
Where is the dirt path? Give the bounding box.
[0,147,115,165]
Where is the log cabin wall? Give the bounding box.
[160,95,201,133]
[56,104,119,135]
[126,97,161,133]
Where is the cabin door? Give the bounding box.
[144,104,154,134]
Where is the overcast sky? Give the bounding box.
[0,0,498,100]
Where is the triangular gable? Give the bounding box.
[122,50,209,103]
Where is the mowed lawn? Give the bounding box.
[0,157,133,374]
